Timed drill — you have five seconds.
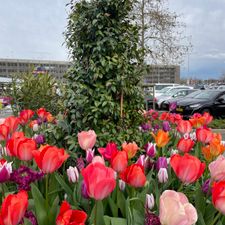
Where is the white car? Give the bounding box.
[156,87,194,109]
[155,86,193,98]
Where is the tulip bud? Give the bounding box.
[0,160,13,183]
[33,124,39,132]
[81,181,89,199]
[183,133,189,140]
[190,132,196,141]
[145,142,156,158]
[158,168,168,183]
[119,179,126,191]
[162,121,170,132]
[202,179,211,194]
[136,155,145,167]
[67,166,79,183]
[145,194,154,210]
[156,157,168,170]
[86,149,95,163]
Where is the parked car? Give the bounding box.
[161,89,199,110]
[175,90,225,118]
[155,85,193,97]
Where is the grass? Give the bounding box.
[208,119,225,129]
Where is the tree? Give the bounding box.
[64,0,145,147]
[133,0,191,64]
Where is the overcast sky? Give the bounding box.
[0,0,225,79]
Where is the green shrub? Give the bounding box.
[9,72,64,115]
[64,0,145,148]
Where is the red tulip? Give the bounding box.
[202,112,213,125]
[120,164,146,188]
[196,127,213,144]
[56,201,87,225]
[0,124,9,141]
[177,120,192,134]
[212,181,225,215]
[0,191,28,225]
[177,138,195,153]
[98,142,118,160]
[19,109,34,125]
[77,130,97,151]
[81,162,116,200]
[6,132,25,157]
[170,154,205,184]
[4,116,20,133]
[33,145,69,173]
[37,107,48,119]
[110,151,128,172]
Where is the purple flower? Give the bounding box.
[0,161,12,183]
[81,181,89,199]
[153,124,160,133]
[76,157,85,171]
[162,121,170,132]
[34,134,45,145]
[156,157,168,170]
[145,212,161,225]
[141,123,151,132]
[25,211,38,225]
[169,102,177,111]
[202,179,211,194]
[145,142,156,158]
[10,166,44,191]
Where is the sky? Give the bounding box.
[0,0,225,79]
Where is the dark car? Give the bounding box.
[175,90,225,118]
[161,89,199,110]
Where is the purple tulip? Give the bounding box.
[202,179,211,194]
[169,101,177,111]
[34,134,45,145]
[141,123,151,132]
[0,161,12,183]
[156,157,168,170]
[162,121,171,132]
[145,142,156,158]
[86,149,95,163]
[81,181,89,199]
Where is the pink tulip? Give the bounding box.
[81,162,116,200]
[209,155,225,181]
[78,130,97,150]
[159,190,198,225]
[98,142,118,160]
[92,156,105,165]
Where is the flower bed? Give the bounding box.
[0,109,225,224]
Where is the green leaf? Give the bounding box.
[23,218,33,225]
[117,190,126,218]
[108,197,118,217]
[54,173,73,197]
[104,216,127,225]
[31,184,48,225]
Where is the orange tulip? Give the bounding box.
[0,124,9,141]
[122,142,139,159]
[189,113,206,128]
[152,130,170,148]
[202,138,225,161]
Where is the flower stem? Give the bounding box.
[45,174,49,209]
[210,212,221,225]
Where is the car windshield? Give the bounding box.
[185,90,201,98]
[192,91,220,99]
[158,87,171,93]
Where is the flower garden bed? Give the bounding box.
[0,108,225,224]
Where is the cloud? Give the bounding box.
[168,0,225,78]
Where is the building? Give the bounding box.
[144,65,180,84]
[0,58,71,80]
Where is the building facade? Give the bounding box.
[144,65,180,84]
[0,58,71,79]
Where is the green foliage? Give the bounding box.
[9,72,64,115]
[65,0,145,146]
[208,119,225,129]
